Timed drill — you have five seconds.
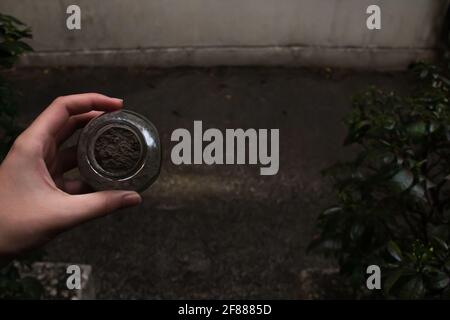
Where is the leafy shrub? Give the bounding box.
[0,12,42,299]
[0,257,44,299]
[0,13,32,158]
[310,39,450,299]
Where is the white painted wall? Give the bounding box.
[0,0,448,69]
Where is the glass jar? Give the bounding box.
[77,109,161,192]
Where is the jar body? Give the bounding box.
[77,110,161,192]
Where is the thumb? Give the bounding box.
[64,190,142,226]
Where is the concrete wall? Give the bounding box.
[0,0,448,69]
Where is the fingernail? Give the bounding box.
[113,98,123,104]
[122,192,142,207]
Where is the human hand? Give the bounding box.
[0,93,142,261]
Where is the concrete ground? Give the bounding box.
[5,67,412,299]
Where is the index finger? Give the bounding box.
[30,93,123,138]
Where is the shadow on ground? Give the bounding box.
[5,67,413,298]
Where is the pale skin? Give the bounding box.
[0,93,142,264]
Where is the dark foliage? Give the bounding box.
[0,12,42,299]
[310,31,450,299]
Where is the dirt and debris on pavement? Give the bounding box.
[4,67,413,298]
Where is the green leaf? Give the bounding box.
[432,236,449,252]
[420,69,429,79]
[15,41,33,52]
[382,153,395,164]
[429,122,439,133]
[391,169,414,192]
[387,241,403,262]
[428,272,450,290]
[410,184,426,201]
[445,260,450,273]
[384,118,396,130]
[322,206,342,216]
[442,286,450,299]
[384,268,404,295]
[344,120,370,146]
[407,122,427,139]
[350,223,364,241]
[399,276,425,299]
